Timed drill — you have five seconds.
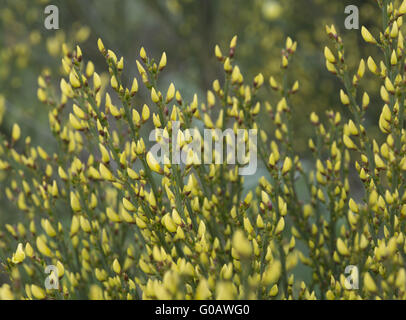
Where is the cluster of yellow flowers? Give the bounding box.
[1,0,406,300]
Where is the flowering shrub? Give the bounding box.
[1,0,406,300]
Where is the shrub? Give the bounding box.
[1,0,406,300]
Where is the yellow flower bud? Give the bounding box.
[80,216,92,233]
[166,83,175,103]
[275,217,285,235]
[31,285,46,300]
[107,49,117,63]
[11,243,26,264]
[361,26,377,44]
[97,38,105,53]
[112,259,121,274]
[400,0,406,15]
[374,154,386,169]
[86,61,94,77]
[324,46,336,64]
[363,272,377,293]
[195,279,211,299]
[349,198,359,213]
[367,56,378,74]
[36,236,52,257]
[391,21,399,39]
[340,90,350,105]
[163,214,177,233]
[93,72,101,91]
[106,207,121,223]
[282,157,293,175]
[70,191,81,212]
[215,45,223,60]
[129,77,138,96]
[262,260,282,285]
[230,35,237,49]
[69,113,84,130]
[70,215,80,235]
[56,261,64,278]
[158,52,167,70]
[336,238,350,256]
[343,134,357,150]
[146,151,162,174]
[391,50,398,66]
[357,59,365,79]
[110,75,118,90]
[69,71,81,88]
[396,269,406,289]
[43,219,56,237]
[25,242,34,258]
[282,55,288,68]
[232,229,252,258]
[151,87,160,103]
[224,57,232,72]
[117,57,124,70]
[76,45,82,60]
[140,47,147,61]
[99,163,114,181]
[11,123,21,142]
[362,92,370,108]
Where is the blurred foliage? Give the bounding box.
[0,0,383,149]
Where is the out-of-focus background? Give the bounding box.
[0,0,382,264]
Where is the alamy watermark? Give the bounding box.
[44,5,59,30]
[345,5,359,30]
[44,265,59,290]
[44,4,359,31]
[149,121,258,176]
[344,265,359,290]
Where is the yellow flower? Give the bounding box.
[400,0,406,15]
[151,87,160,103]
[232,229,252,258]
[343,134,357,150]
[0,284,14,300]
[281,157,293,175]
[275,217,285,235]
[112,259,121,274]
[367,56,378,74]
[340,90,350,105]
[99,163,114,181]
[25,243,34,258]
[262,260,282,285]
[166,83,175,103]
[70,191,81,212]
[324,46,336,64]
[31,285,46,300]
[11,123,21,142]
[363,272,377,293]
[69,71,81,88]
[195,279,211,299]
[336,238,350,256]
[349,198,359,213]
[11,243,26,264]
[56,261,65,278]
[146,151,162,174]
[97,38,105,53]
[158,52,167,70]
[36,236,52,257]
[361,26,377,44]
[106,207,121,223]
[214,45,222,60]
